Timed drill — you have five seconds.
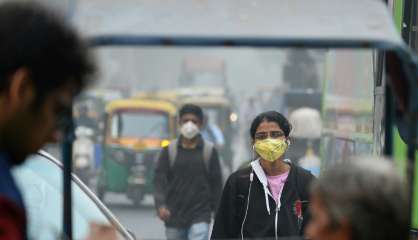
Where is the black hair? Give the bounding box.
[250,111,292,140]
[0,2,95,106]
[179,104,204,123]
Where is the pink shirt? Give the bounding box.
[267,171,289,204]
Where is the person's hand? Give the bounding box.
[86,222,118,240]
[158,207,171,221]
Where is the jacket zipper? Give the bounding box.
[275,197,280,240]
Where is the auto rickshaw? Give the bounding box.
[97,98,177,206]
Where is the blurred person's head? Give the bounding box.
[250,111,291,163]
[0,2,94,164]
[179,104,204,140]
[306,157,409,240]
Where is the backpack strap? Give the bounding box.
[168,138,178,167]
[202,140,214,171]
[168,138,214,171]
[168,139,215,172]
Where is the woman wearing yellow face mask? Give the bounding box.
[211,111,315,240]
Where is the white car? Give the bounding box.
[12,150,135,240]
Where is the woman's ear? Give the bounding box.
[286,138,291,146]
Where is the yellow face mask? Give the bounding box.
[254,138,288,162]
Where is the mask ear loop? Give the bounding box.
[251,143,259,161]
[286,138,291,148]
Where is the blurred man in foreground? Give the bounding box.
[306,157,409,240]
[0,2,99,239]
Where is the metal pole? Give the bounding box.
[402,0,412,43]
[384,83,394,156]
[62,109,74,240]
[410,1,417,50]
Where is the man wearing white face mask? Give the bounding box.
[154,104,223,240]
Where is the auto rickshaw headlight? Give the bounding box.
[161,140,170,148]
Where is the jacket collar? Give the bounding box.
[250,158,291,188]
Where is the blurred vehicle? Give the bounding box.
[179,56,227,89]
[320,50,375,168]
[280,89,322,117]
[75,89,124,121]
[267,50,323,117]
[97,98,177,206]
[288,107,322,177]
[73,126,95,186]
[12,151,134,240]
[74,104,98,136]
[74,89,124,170]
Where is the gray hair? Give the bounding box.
[311,157,409,240]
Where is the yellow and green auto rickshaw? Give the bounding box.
[97,98,177,206]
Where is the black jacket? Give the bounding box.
[211,161,314,240]
[154,137,223,228]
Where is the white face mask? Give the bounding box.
[180,121,200,139]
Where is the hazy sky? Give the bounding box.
[69,0,291,99]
